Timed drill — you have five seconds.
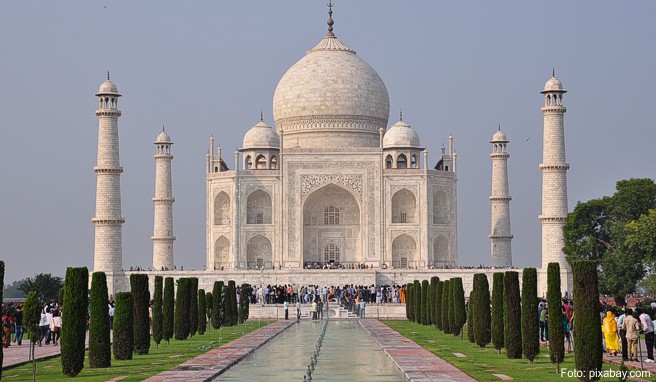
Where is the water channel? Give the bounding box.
[216,320,407,381]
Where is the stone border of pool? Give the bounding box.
[144,320,296,382]
[359,320,476,382]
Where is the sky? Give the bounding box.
[1,1,655,284]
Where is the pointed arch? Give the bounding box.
[247,234,272,269]
[245,155,252,170]
[214,236,230,269]
[270,155,278,169]
[392,234,416,268]
[392,188,416,223]
[433,234,449,266]
[385,154,393,169]
[213,192,230,225]
[432,190,449,224]
[397,153,407,169]
[255,154,267,169]
[410,154,418,168]
[247,189,272,224]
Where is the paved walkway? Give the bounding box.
[359,320,476,382]
[144,320,296,382]
[2,333,90,369]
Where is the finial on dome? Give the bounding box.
[162,125,165,132]
[498,124,501,131]
[107,71,110,80]
[552,68,556,77]
[399,109,403,122]
[327,1,335,36]
[260,109,264,122]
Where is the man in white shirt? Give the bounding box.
[638,308,654,362]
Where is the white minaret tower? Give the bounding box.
[539,71,571,292]
[490,126,513,267]
[152,128,175,270]
[93,73,124,272]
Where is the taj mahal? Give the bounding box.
[91,5,571,295]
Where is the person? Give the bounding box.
[50,309,62,346]
[109,301,115,330]
[623,308,641,362]
[617,309,628,361]
[311,300,318,320]
[296,301,301,322]
[539,305,548,341]
[602,311,620,356]
[284,300,289,320]
[638,308,655,363]
[359,299,366,318]
[38,308,51,346]
[2,313,12,348]
[13,305,24,346]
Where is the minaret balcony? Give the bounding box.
[91,218,125,225]
[151,236,176,242]
[154,153,173,160]
[152,197,175,203]
[94,166,123,174]
[489,196,512,201]
[538,215,567,223]
[539,164,570,171]
[489,234,514,239]
[540,105,567,113]
[95,109,122,117]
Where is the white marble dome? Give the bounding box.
[543,76,564,92]
[97,79,119,95]
[272,34,390,148]
[383,120,420,148]
[491,129,507,142]
[156,130,171,143]
[242,121,280,149]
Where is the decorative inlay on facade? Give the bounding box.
[284,147,381,153]
[241,184,273,198]
[391,229,419,242]
[301,174,363,200]
[245,230,273,242]
[390,184,418,196]
[276,115,387,133]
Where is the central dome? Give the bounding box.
[273,34,390,149]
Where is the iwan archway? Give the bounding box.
[302,184,361,265]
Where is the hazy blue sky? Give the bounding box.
[1,1,654,283]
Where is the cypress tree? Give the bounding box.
[473,274,491,348]
[467,291,475,343]
[421,280,429,325]
[205,291,213,329]
[198,289,207,334]
[23,291,41,344]
[152,276,164,347]
[522,268,540,362]
[175,278,190,339]
[113,292,134,360]
[58,287,64,306]
[211,281,224,329]
[451,277,467,337]
[430,276,439,326]
[189,277,199,336]
[435,281,443,330]
[406,284,414,321]
[504,271,522,358]
[239,283,250,324]
[89,272,111,368]
[448,280,456,335]
[441,280,451,333]
[229,280,238,326]
[61,267,88,377]
[491,272,505,354]
[547,262,565,367]
[572,260,602,381]
[413,280,421,324]
[130,273,151,355]
[0,261,3,377]
[162,277,175,343]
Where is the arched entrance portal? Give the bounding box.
[303,184,361,266]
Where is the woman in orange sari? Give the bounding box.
[602,311,620,356]
[400,285,406,303]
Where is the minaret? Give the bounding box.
[152,128,175,270]
[490,126,513,267]
[92,73,125,272]
[539,71,571,291]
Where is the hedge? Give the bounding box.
[451,277,466,336]
[23,291,41,344]
[504,271,522,358]
[130,273,151,355]
[205,291,213,328]
[413,280,421,324]
[175,278,191,339]
[238,284,250,324]
[198,289,207,335]
[113,292,134,360]
[211,281,224,329]
[406,284,414,321]
[547,262,564,365]
[421,279,429,325]
[441,280,451,334]
[153,276,164,346]
[162,277,174,343]
[225,280,238,326]
[61,267,88,376]
[522,268,539,362]
[572,260,603,381]
[89,272,111,368]
[491,272,505,353]
[472,273,491,348]
[435,281,444,330]
[189,278,199,336]
[430,276,439,326]
[467,291,475,343]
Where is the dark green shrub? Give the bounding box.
[473,274,491,348]
[162,277,174,343]
[61,267,88,376]
[239,284,250,324]
[130,273,150,355]
[58,287,64,306]
[467,291,475,343]
[413,280,421,324]
[205,291,213,328]
[491,272,505,353]
[451,277,466,336]
[572,260,603,381]
[421,280,429,325]
[522,268,539,362]
[435,281,443,330]
[547,263,564,365]
[175,278,191,339]
[113,292,134,360]
[406,284,414,321]
[430,277,439,326]
[225,281,238,326]
[89,272,111,368]
[504,271,522,358]
[198,289,207,334]
[152,276,163,347]
[211,281,224,329]
[23,291,41,344]
[189,278,199,336]
[442,280,451,333]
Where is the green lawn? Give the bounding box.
[2,321,270,382]
[385,321,644,382]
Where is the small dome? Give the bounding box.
[491,129,507,142]
[543,76,564,92]
[96,79,120,95]
[242,121,280,149]
[155,131,171,144]
[383,120,420,148]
